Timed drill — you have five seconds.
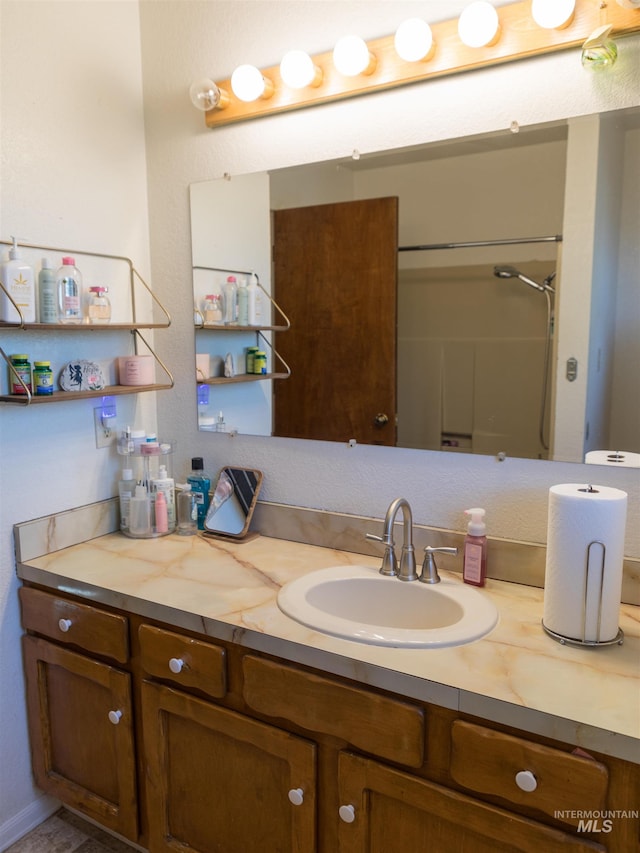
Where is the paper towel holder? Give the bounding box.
[542,540,624,648]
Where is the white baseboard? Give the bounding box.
[0,794,59,852]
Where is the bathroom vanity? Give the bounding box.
[14,504,640,852]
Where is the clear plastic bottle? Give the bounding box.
[129,484,151,535]
[462,508,487,587]
[187,457,211,530]
[56,256,83,324]
[177,484,198,535]
[38,259,58,324]
[223,275,237,325]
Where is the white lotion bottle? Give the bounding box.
[0,237,36,323]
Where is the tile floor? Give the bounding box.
[5,809,141,853]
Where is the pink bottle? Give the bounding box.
[462,508,487,587]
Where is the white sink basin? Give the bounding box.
[277,565,499,648]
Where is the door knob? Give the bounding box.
[373,413,389,426]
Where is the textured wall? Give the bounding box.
[140,0,639,549]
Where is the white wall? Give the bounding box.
[140,0,639,547]
[0,1,152,845]
[1,0,639,845]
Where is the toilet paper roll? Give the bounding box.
[585,450,640,468]
[543,484,627,643]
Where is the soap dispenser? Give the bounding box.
[0,237,36,323]
[462,508,487,587]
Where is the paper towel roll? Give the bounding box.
[543,483,627,644]
[585,450,640,468]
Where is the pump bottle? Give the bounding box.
[462,508,487,587]
[0,237,36,323]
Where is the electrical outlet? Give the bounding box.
[94,407,116,449]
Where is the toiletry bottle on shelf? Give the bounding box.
[203,293,223,325]
[247,273,259,325]
[118,468,136,532]
[462,508,487,587]
[38,258,58,323]
[56,256,83,324]
[0,237,36,323]
[154,490,169,534]
[129,484,151,535]
[177,484,197,535]
[237,278,249,325]
[187,456,211,530]
[223,275,237,325]
[86,286,111,324]
[152,464,176,529]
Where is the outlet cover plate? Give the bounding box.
[94,408,116,449]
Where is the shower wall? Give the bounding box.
[397,262,555,459]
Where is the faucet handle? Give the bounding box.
[365,533,398,576]
[419,546,458,585]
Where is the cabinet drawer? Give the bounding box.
[138,624,226,700]
[242,655,424,768]
[19,586,129,664]
[450,721,608,825]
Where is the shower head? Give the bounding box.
[493,265,554,294]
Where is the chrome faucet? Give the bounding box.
[366,498,418,581]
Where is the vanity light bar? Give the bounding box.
[202,0,640,128]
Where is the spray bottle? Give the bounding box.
[463,508,487,587]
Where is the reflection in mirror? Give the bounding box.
[203,467,263,539]
[190,107,640,464]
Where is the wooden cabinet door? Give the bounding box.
[141,680,317,853]
[22,635,138,841]
[337,752,606,853]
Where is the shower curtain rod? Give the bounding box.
[398,235,562,252]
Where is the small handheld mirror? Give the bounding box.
[203,467,263,540]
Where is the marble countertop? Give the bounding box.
[17,530,640,762]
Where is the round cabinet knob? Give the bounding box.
[373,413,389,427]
[58,618,72,633]
[169,657,185,674]
[108,710,123,725]
[339,804,356,824]
[515,770,538,792]
[288,788,304,806]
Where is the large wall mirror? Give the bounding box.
[190,106,639,466]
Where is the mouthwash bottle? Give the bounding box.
[187,457,211,530]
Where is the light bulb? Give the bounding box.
[333,36,376,77]
[394,18,434,62]
[458,2,500,48]
[280,50,322,88]
[231,64,274,102]
[531,0,575,30]
[189,78,228,111]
